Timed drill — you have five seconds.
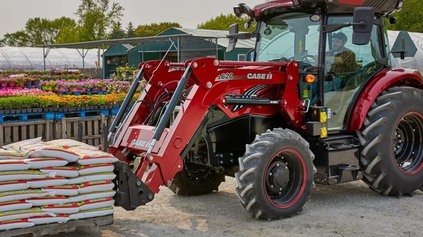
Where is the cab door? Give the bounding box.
[324,16,386,131]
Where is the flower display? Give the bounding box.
[0,88,54,97]
[0,70,135,112]
[0,93,132,109]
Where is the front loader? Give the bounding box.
[108,0,423,220]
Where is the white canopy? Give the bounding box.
[0,46,100,71]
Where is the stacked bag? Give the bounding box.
[0,138,117,231]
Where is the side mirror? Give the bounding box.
[227,24,240,52]
[352,7,375,45]
[227,24,253,52]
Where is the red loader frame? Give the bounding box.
[109,58,304,208]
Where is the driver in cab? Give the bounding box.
[325,32,356,74]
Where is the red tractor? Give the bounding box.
[108,0,423,219]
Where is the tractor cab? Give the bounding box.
[230,0,400,131]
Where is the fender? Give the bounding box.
[347,68,423,131]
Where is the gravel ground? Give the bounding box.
[54,177,422,237]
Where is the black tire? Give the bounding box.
[169,162,225,196]
[358,87,423,196]
[235,128,315,220]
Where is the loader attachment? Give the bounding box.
[113,161,154,210]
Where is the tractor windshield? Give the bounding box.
[256,12,320,64]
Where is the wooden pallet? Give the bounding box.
[0,215,113,237]
[0,115,111,149]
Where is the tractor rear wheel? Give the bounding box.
[235,128,315,220]
[358,87,423,196]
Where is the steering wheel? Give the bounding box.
[300,54,317,66]
[270,56,293,62]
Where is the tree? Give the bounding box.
[51,17,79,43]
[134,22,182,37]
[0,17,76,46]
[197,14,256,32]
[76,0,124,41]
[109,22,126,39]
[126,22,136,38]
[387,0,423,33]
[1,31,31,47]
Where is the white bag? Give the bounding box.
[77,180,115,194]
[29,214,70,225]
[0,189,49,203]
[0,200,33,212]
[69,206,113,220]
[27,177,69,188]
[0,180,29,192]
[43,185,79,196]
[0,219,35,230]
[78,197,115,211]
[0,160,30,171]
[24,157,68,169]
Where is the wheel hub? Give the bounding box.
[394,114,423,173]
[267,160,290,194]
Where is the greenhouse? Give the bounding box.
[0,46,100,71]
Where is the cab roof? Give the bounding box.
[252,0,402,19]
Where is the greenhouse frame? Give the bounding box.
[0,46,100,71]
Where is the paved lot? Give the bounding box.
[56,177,422,237]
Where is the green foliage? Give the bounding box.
[126,22,136,38]
[134,22,182,37]
[1,17,77,46]
[197,14,256,32]
[111,65,137,81]
[0,96,42,109]
[1,31,31,47]
[76,0,124,41]
[108,22,126,39]
[387,0,423,33]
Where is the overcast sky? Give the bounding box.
[0,0,261,38]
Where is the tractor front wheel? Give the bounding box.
[359,87,423,196]
[235,128,315,220]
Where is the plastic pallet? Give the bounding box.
[55,109,110,120]
[0,214,113,237]
[0,112,55,122]
[110,107,120,115]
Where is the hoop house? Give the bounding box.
[0,46,100,71]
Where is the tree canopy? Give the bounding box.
[4,0,421,47]
[198,14,256,32]
[0,0,124,46]
[1,17,77,46]
[387,0,423,33]
[134,22,182,37]
[126,22,136,38]
[76,0,124,41]
[108,22,126,39]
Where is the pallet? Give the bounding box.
[0,115,109,149]
[0,112,55,123]
[0,214,113,237]
[55,109,110,120]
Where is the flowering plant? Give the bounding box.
[111,65,137,81]
[0,88,54,97]
[0,93,129,109]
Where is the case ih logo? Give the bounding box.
[216,72,273,81]
[247,73,273,80]
[131,139,150,147]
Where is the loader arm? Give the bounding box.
[109,58,304,210]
